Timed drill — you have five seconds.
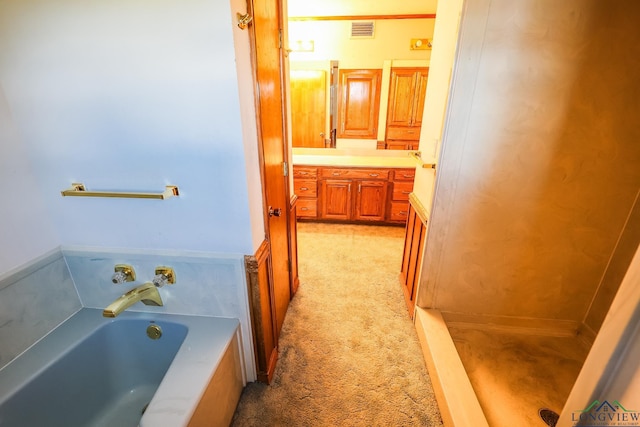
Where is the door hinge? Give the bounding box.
[278,29,283,50]
[287,259,292,272]
[283,161,288,177]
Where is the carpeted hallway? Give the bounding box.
[231,222,442,426]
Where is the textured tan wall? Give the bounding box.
[584,192,640,333]
[420,0,640,323]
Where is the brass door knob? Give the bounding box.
[268,206,282,217]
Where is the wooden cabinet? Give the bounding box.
[294,165,415,225]
[388,169,415,223]
[319,168,389,222]
[293,166,318,218]
[385,68,429,150]
[320,179,352,220]
[355,180,388,221]
[337,69,383,139]
[400,196,428,319]
[386,141,420,151]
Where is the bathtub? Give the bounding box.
[0,308,245,427]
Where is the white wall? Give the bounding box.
[288,19,434,69]
[0,0,263,275]
[412,0,464,213]
[0,86,59,272]
[288,0,437,16]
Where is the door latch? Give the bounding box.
[268,206,282,217]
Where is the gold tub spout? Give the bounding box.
[103,282,163,318]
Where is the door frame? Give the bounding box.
[243,0,297,382]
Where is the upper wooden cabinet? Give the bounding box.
[385,67,429,149]
[337,69,383,139]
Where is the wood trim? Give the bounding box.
[289,14,436,21]
[289,195,300,295]
[244,240,278,383]
[188,336,244,427]
[409,192,429,225]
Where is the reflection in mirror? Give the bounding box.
[287,1,437,152]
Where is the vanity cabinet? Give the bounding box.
[388,169,416,223]
[294,165,415,225]
[319,168,389,222]
[400,196,428,319]
[337,69,383,139]
[385,68,429,150]
[292,166,318,218]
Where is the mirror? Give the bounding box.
[287,1,437,152]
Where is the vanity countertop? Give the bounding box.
[292,148,420,168]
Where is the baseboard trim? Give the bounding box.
[441,311,581,338]
[577,322,597,348]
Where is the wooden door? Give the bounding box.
[337,69,382,139]
[320,179,352,220]
[290,70,326,148]
[354,180,388,221]
[249,0,291,338]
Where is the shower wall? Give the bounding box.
[583,193,640,334]
[419,0,640,329]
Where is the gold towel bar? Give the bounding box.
[61,183,179,200]
[408,151,436,169]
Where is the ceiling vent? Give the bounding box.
[350,21,375,38]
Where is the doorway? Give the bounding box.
[284,3,440,281]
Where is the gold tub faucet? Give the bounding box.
[103,282,163,318]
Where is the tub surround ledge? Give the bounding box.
[0,248,81,368]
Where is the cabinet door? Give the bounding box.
[412,69,429,127]
[400,206,427,318]
[337,69,382,139]
[354,180,388,221]
[387,68,418,127]
[320,179,352,220]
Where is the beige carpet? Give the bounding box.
[231,222,442,426]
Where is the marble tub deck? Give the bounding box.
[449,327,590,427]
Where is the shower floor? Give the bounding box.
[448,326,591,427]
